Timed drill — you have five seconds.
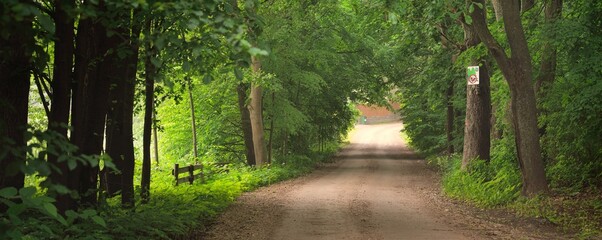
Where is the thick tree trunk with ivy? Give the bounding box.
[249,56,268,166]
[0,10,34,190]
[237,83,256,166]
[470,0,548,196]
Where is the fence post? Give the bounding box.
[188,165,194,185]
[174,163,179,186]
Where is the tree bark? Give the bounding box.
[459,16,491,168]
[268,92,275,162]
[462,63,491,168]
[104,8,141,208]
[237,82,256,166]
[0,3,34,190]
[249,56,268,166]
[153,115,159,166]
[521,0,535,13]
[69,0,110,210]
[48,0,75,196]
[141,17,157,203]
[470,0,549,196]
[491,0,503,21]
[188,79,199,160]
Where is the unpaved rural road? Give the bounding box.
[202,122,566,240]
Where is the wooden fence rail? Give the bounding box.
[172,163,203,186]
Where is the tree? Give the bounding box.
[469,0,548,196]
[141,14,158,203]
[47,0,75,198]
[459,13,491,168]
[0,0,35,190]
[248,56,268,165]
[237,82,256,166]
[104,6,142,207]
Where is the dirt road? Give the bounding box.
[203,122,565,240]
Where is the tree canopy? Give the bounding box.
[0,0,600,238]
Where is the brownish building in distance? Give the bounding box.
[356,103,400,124]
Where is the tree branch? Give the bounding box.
[469,0,511,73]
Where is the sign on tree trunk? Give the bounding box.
[467,66,480,85]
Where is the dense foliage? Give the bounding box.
[388,0,601,236]
[0,0,384,238]
[0,0,600,238]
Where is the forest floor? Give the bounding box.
[200,122,570,240]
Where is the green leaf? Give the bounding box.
[469,4,475,13]
[52,184,70,195]
[0,187,18,198]
[248,47,268,56]
[91,215,107,227]
[203,74,213,84]
[37,14,55,34]
[465,15,473,24]
[183,61,191,72]
[67,159,77,170]
[42,202,58,218]
[151,57,162,68]
[82,209,97,218]
[19,187,36,198]
[234,68,244,80]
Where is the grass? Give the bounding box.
[10,141,342,239]
[426,153,602,239]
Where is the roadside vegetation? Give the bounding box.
[396,1,602,237]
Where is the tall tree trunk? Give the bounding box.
[470,0,549,196]
[459,13,491,168]
[48,0,75,196]
[0,3,34,190]
[490,0,503,21]
[438,22,457,156]
[141,17,157,203]
[153,116,159,166]
[535,0,562,97]
[521,0,535,13]
[462,63,491,168]
[69,0,110,210]
[188,79,199,160]
[445,80,455,155]
[249,56,268,166]
[237,82,256,166]
[105,8,141,208]
[267,92,275,162]
[188,77,203,181]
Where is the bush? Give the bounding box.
[431,140,522,207]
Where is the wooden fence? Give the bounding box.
[172,163,203,186]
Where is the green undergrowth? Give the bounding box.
[427,146,601,238]
[510,190,602,239]
[428,153,522,207]
[14,142,342,239]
